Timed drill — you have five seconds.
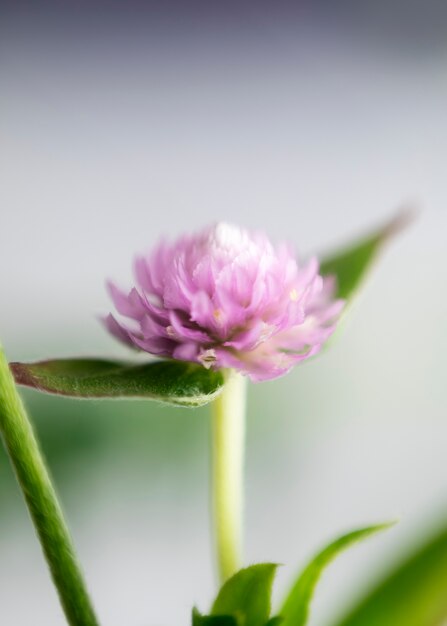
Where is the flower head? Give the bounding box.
[104,223,344,381]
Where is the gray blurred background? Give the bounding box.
[1,2,446,625]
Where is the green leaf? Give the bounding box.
[330,524,447,626]
[264,618,283,626]
[320,211,411,302]
[10,358,224,407]
[211,564,278,626]
[192,607,238,626]
[280,523,394,626]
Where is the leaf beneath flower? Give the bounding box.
[329,523,447,626]
[279,523,394,626]
[320,211,412,302]
[10,358,224,407]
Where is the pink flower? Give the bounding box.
[104,223,344,382]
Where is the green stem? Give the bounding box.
[211,369,247,583]
[0,347,99,626]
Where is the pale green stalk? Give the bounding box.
[211,369,247,583]
[0,347,99,626]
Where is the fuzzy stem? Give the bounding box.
[211,370,247,583]
[0,347,99,626]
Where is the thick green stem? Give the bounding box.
[0,347,99,626]
[211,370,247,583]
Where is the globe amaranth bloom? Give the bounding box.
[104,223,344,382]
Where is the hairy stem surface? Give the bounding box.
[0,347,99,626]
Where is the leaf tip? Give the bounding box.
[9,362,35,388]
[378,519,399,531]
[382,206,417,242]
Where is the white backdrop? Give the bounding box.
[1,5,446,625]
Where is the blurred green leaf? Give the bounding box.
[211,564,278,626]
[280,523,393,626]
[10,358,224,407]
[264,618,283,626]
[320,211,411,302]
[330,524,447,626]
[192,607,238,626]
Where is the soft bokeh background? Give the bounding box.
[1,2,446,625]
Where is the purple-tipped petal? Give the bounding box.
[107,282,146,320]
[173,342,199,361]
[102,314,136,349]
[131,334,175,356]
[190,291,218,328]
[168,310,212,343]
[104,222,344,381]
